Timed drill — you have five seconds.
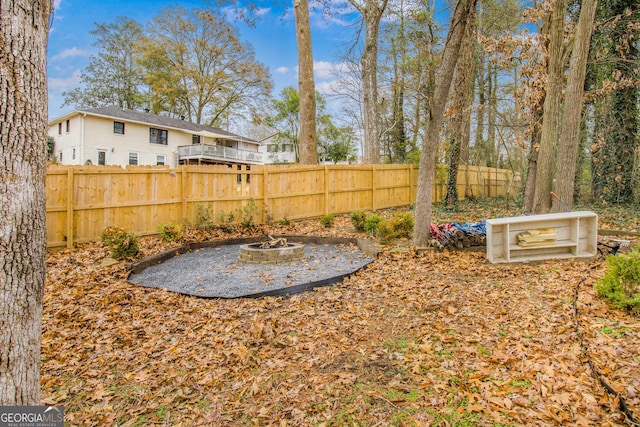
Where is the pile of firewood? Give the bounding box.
[430,221,486,250]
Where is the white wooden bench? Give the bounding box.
[486,211,598,263]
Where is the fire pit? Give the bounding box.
[238,237,305,264]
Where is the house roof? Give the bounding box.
[49,106,259,144]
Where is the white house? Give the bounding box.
[48,106,263,167]
[257,133,297,164]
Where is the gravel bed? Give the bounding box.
[128,242,374,298]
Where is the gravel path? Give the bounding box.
[128,242,375,298]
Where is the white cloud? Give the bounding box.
[313,61,336,79]
[48,69,81,91]
[51,47,90,61]
[276,66,290,74]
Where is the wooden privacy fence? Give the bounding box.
[46,163,521,248]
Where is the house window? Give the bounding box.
[128,152,139,165]
[114,121,125,134]
[192,134,201,144]
[156,155,166,166]
[150,128,168,145]
[97,150,106,166]
[72,148,76,160]
[58,151,62,162]
[58,123,62,135]
[65,120,70,133]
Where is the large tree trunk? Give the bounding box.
[445,6,477,206]
[413,0,478,247]
[349,0,388,164]
[553,0,598,210]
[531,0,568,214]
[294,0,318,164]
[0,0,51,405]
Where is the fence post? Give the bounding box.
[324,164,330,215]
[263,165,269,223]
[66,167,74,248]
[181,166,188,221]
[371,165,377,210]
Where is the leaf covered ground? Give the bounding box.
[42,200,640,426]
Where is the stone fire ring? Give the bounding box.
[238,242,305,264]
[127,235,380,299]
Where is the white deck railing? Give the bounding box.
[178,144,263,164]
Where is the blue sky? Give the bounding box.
[47,0,358,121]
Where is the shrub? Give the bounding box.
[240,199,259,229]
[320,214,335,228]
[157,222,183,242]
[101,226,140,259]
[364,214,385,235]
[279,217,294,227]
[194,204,216,231]
[217,211,236,233]
[350,210,367,231]
[596,248,640,313]
[376,212,414,244]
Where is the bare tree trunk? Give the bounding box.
[531,0,568,214]
[413,0,478,247]
[445,7,477,206]
[0,0,51,405]
[349,0,389,164]
[523,108,543,212]
[554,0,598,210]
[295,0,318,164]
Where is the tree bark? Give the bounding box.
[349,0,388,164]
[0,0,51,405]
[531,0,568,214]
[294,0,318,164]
[445,6,477,206]
[553,0,598,210]
[413,0,478,247]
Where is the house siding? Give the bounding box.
[48,108,261,167]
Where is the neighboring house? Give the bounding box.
[258,133,297,164]
[48,106,263,167]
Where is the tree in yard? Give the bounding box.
[589,0,640,203]
[63,17,145,110]
[141,6,272,127]
[444,4,477,207]
[294,0,318,164]
[267,87,302,162]
[0,0,51,405]
[317,114,358,164]
[531,0,568,214]
[347,0,389,164]
[552,0,598,210]
[413,0,478,247]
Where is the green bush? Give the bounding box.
[364,214,385,235]
[376,212,414,244]
[101,226,140,259]
[596,248,640,313]
[194,204,216,231]
[157,222,183,242]
[279,217,294,226]
[240,199,259,229]
[217,211,236,233]
[320,214,335,228]
[350,210,367,231]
